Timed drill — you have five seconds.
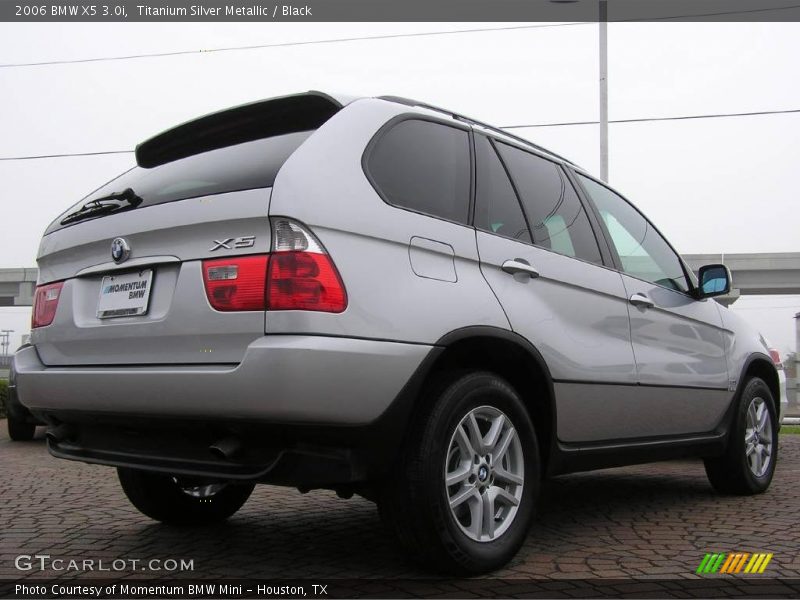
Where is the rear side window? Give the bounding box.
[47,131,312,234]
[474,135,531,243]
[495,143,602,264]
[366,119,470,225]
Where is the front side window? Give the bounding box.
[577,175,689,292]
[366,119,470,224]
[495,143,602,264]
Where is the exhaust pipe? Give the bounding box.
[46,424,75,444]
[209,436,242,460]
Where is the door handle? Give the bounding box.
[629,293,655,309]
[501,259,540,278]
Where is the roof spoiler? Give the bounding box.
[135,91,343,168]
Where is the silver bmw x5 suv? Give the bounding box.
[14,92,785,574]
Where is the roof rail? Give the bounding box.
[378,95,578,167]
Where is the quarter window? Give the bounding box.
[474,135,531,243]
[577,175,689,292]
[495,143,602,264]
[366,119,471,224]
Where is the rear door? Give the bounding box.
[473,134,638,443]
[574,173,731,434]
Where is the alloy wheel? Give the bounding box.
[745,396,773,478]
[175,480,228,499]
[444,406,524,542]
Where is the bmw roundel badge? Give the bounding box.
[111,237,131,264]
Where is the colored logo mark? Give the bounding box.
[696,552,773,574]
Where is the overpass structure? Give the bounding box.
[0,268,36,307]
[1,252,798,307]
[682,253,800,301]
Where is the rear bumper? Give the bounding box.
[3,361,42,425]
[15,335,435,484]
[46,418,370,485]
[15,335,431,425]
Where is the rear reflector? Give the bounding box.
[769,348,782,366]
[32,281,64,328]
[202,255,268,311]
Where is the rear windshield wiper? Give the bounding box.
[60,188,143,225]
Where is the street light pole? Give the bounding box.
[551,0,610,181]
[599,0,609,181]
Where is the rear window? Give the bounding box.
[495,142,603,264]
[47,130,312,234]
[365,118,471,225]
[474,134,531,243]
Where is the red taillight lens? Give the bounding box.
[202,219,347,314]
[32,281,64,328]
[267,251,347,312]
[202,255,268,311]
[769,348,782,366]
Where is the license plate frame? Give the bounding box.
[96,269,154,319]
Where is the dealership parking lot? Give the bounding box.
[1,423,799,582]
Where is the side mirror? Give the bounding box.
[696,264,732,298]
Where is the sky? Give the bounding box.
[0,21,798,354]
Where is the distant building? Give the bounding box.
[796,312,800,378]
[796,312,799,357]
[792,313,800,394]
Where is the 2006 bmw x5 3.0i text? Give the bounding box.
[13,92,786,574]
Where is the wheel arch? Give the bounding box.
[419,326,558,474]
[703,353,779,455]
[740,353,780,410]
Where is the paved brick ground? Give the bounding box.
[1,422,799,583]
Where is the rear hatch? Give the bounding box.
[33,92,343,366]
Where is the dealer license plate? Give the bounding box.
[96,269,153,319]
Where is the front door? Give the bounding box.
[575,174,731,436]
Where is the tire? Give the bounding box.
[7,416,36,441]
[704,377,778,495]
[117,468,255,525]
[379,371,540,575]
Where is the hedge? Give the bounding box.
[0,379,7,419]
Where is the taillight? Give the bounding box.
[202,255,268,311]
[267,218,347,313]
[32,281,64,328]
[201,219,347,313]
